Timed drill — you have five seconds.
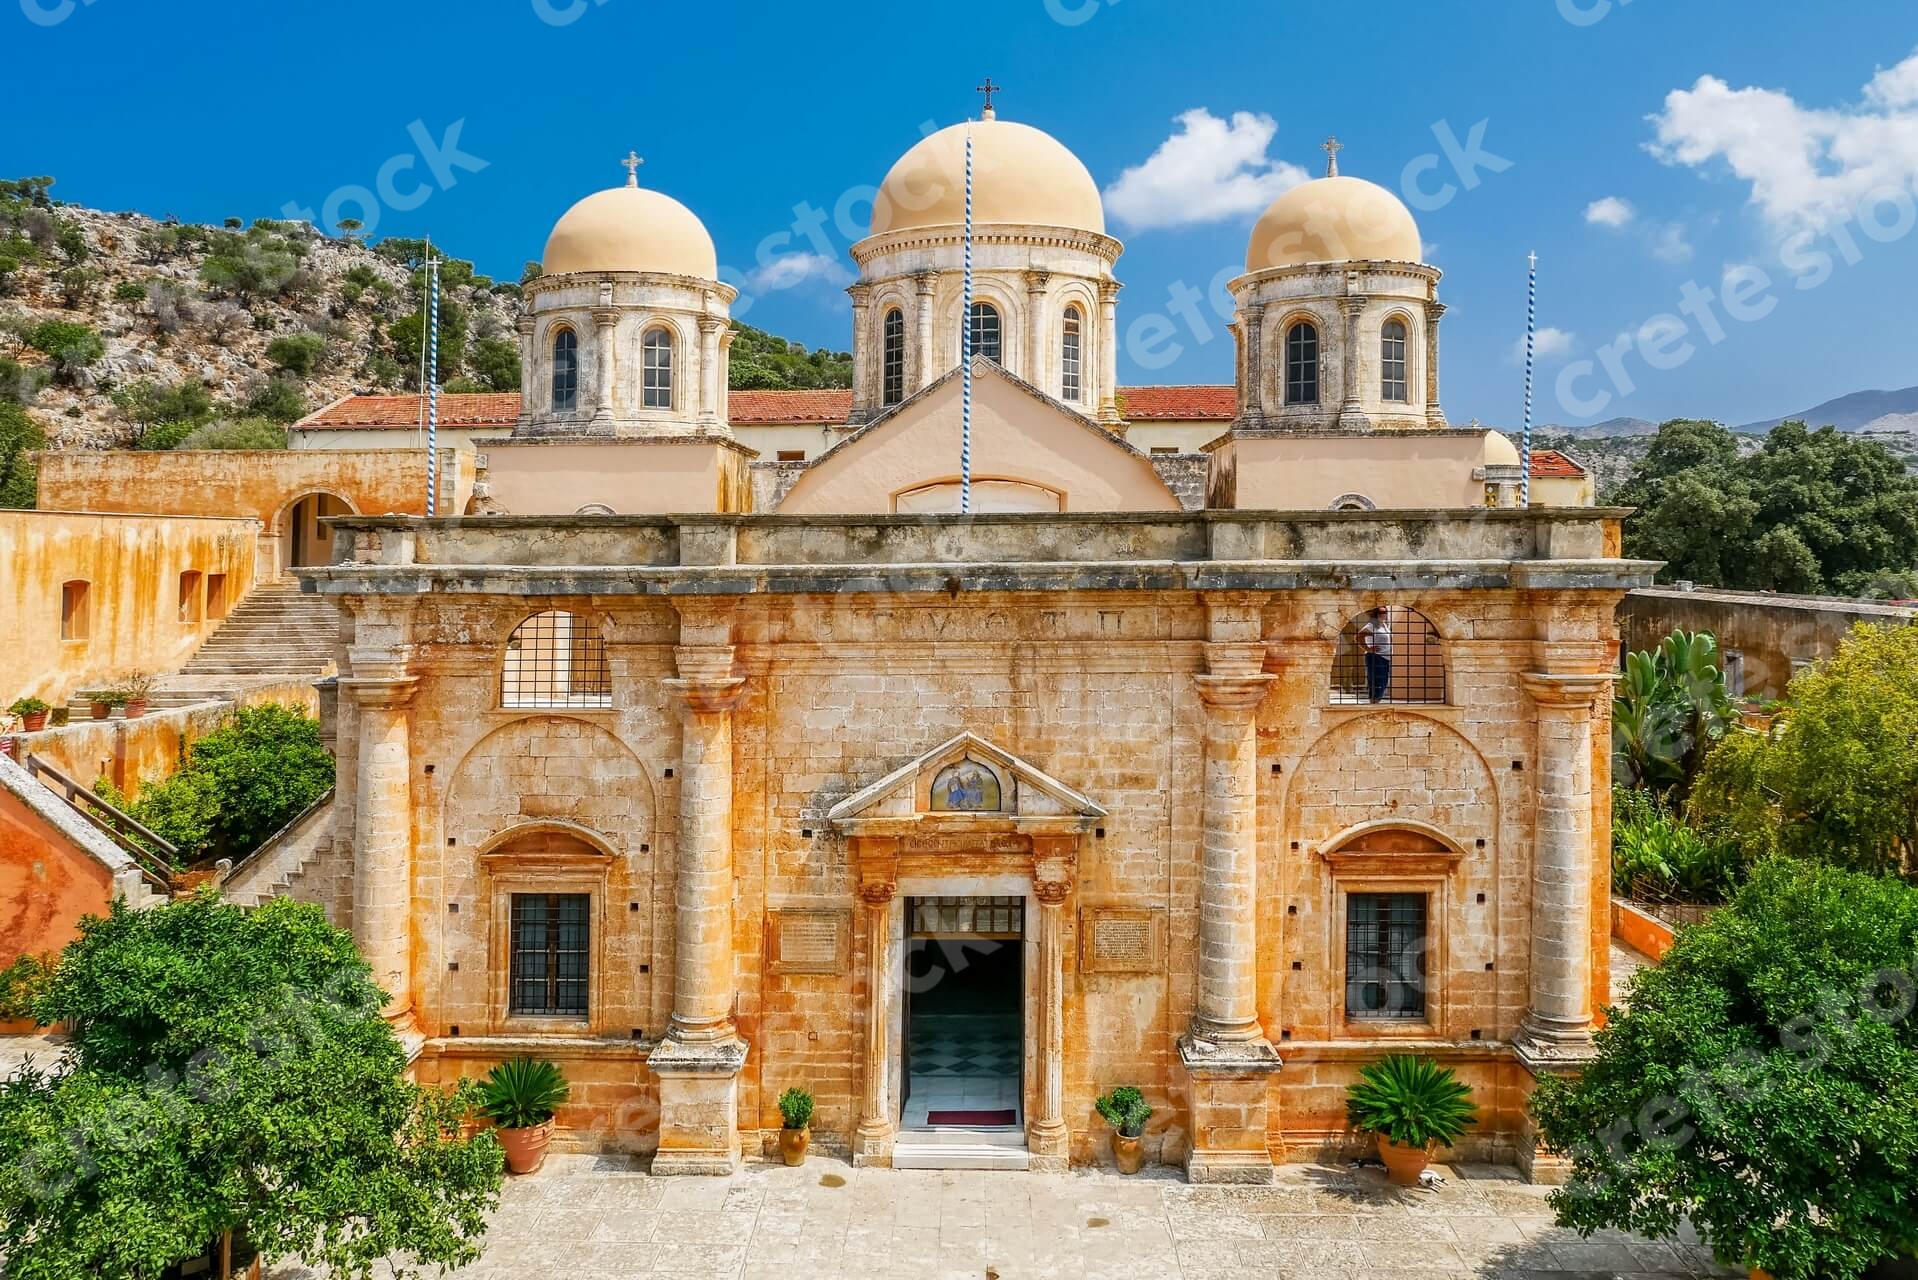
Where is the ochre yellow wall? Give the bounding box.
[0,782,114,967]
[0,512,258,706]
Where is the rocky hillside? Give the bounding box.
[0,178,524,451]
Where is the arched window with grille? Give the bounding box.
[642,327,674,410]
[1332,606,1446,705]
[1381,319,1409,402]
[965,302,1002,364]
[502,610,612,709]
[1061,305,1084,402]
[550,329,579,413]
[882,308,906,407]
[1285,321,1319,405]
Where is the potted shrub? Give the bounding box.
[1094,1085,1152,1174]
[777,1086,814,1166]
[9,697,51,733]
[477,1056,569,1175]
[119,674,156,720]
[1346,1054,1478,1186]
[83,690,113,720]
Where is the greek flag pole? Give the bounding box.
[960,122,974,515]
[1521,250,1536,509]
[427,242,440,517]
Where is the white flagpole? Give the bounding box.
[1522,250,1536,509]
[961,123,974,515]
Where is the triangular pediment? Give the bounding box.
[827,731,1106,829]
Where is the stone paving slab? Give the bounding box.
[265,1154,1739,1279]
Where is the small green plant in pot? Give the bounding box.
[777,1086,815,1166]
[477,1057,569,1175]
[116,673,156,719]
[1095,1085,1152,1174]
[1346,1054,1478,1186]
[8,697,51,733]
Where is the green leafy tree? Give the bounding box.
[728,321,853,391]
[175,417,288,450]
[466,336,520,391]
[112,280,147,303]
[53,220,88,265]
[0,400,44,508]
[56,264,98,307]
[1531,858,1918,1279]
[1690,623,1918,877]
[243,377,308,424]
[0,893,503,1279]
[112,378,215,435]
[1612,630,1734,796]
[25,320,103,377]
[265,331,328,378]
[199,232,301,304]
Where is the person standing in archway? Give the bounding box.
[1359,608,1393,704]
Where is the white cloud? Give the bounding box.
[1648,221,1694,263]
[1512,326,1575,363]
[1585,196,1636,228]
[1105,108,1310,231]
[1649,47,1918,229]
[746,251,852,292]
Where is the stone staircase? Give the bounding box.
[178,580,340,680]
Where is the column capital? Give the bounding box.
[857,880,897,906]
[591,307,620,330]
[1098,279,1122,304]
[1341,296,1367,319]
[914,270,939,295]
[847,282,872,307]
[1242,299,1267,322]
[1425,300,1448,321]
[516,315,537,336]
[340,676,417,709]
[1194,673,1272,712]
[664,676,746,714]
[1520,672,1614,710]
[698,314,727,336]
[1025,269,1051,294]
[1032,879,1073,906]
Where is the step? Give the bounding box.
[891,1127,1030,1171]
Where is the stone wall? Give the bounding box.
[1620,586,1916,699]
[0,753,157,967]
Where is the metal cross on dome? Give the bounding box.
[1322,136,1343,177]
[976,77,1001,114]
[621,151,644,187]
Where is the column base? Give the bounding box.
[1026,1118,1069,1172]
[1513,1017,1598,1075]
[648,1037,748,1177]
[1178,1033,1283,1185]
[851,1119,895,1169]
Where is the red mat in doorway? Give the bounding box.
[927,1109,1018,1127]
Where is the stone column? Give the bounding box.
[847,284,873,423]
[852,873,898,1167]
[1515,673,1612,1067]
[718,328,736,425]
[342,659,416,1021]
[1097,280,1122,424]
[1338,296,1366,429]
[698,317,724,426]
[913,271,937,391]
[590,307,619,425]
[1424,300,1448,427]
[1241,302,1266,426]
[515,316,537,426]
[1028,871,1072,1171]
[1180,633,1281,1183]
[650,643,749,1175]
[1024,270,1050,389]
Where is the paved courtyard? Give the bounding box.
[267,1153,1737,1280]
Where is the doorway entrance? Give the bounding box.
[902,895,1024,1129]
[284,493,352,570]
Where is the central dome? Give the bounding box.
[543,184,718,280]
[1246,175,1423,272]
[871,117,1106,238]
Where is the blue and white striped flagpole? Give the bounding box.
[1521,250,1536,509]
[427,248,440,517]
[960,125,974,515]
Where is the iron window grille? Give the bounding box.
[1345,892,1428,1020]
[1286,322,1319,405]
[1061,307,1083,402]
[551,329,579,412]
[510,893,590,1016]
[642,328,674,410]
[1331,606,1447,705]
[967,303,1003,364]
[502,610,613,709]
[882,308,906,407]
[1381,320,1409,402]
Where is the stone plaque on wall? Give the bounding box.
[1079,908,1164,974]
[767,909,852,975]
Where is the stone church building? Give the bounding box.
[288,106,1647,1182]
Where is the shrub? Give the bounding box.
[1532,858,1918,1279]
[1345,1055,1478,1150]
[466,336,520,391]
[0,356,46,404]
[113,378,215,431]
[25,319,102,366]
[133,418,199,451]
[244,377,308,424]
[265,331,327,378]
[175,417,287,450]
[56,264,98,306]
[0,952,53,1022]
[1094,1085,1152,1138]
[1611,786,1742,903]
[777,1086,815,1131]
[112,280,147,302]
[477,1057,569,1130]
[0,400,43,509]
[1612,630,1734,796]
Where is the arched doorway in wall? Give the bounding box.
[282,492,355,570]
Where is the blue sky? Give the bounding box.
[6,0,1918,428]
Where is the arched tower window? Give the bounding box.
[966,302,1002,364]
[642,327,674,410]
[1061,306,1084,403]
[1332,606,1446,706]
[550,329,579,413]
[1286,321,1319,405]
[882,308,906,407]
[502,610,612,709]
[1381,319,1409,402]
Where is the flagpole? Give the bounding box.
[1521,250,1536,509]
[427,242,440,518]
[960,122,974,515]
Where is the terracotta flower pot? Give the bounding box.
[1377,1136,1433,1186]
[90,702,111,721]
[496,1121,553,1175]
[780,1126,810,1166]
[1750,1270,1772,1280]
[1112,1132,1144,1175]
[20,710,48,733]
[124,699,149,720]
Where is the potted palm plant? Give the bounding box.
[777,1087,814,1166]
[9,697,51,733]
[476,1057,569,1175]
[1346,1054,1478,1186]
[1094,1085,1152,1174]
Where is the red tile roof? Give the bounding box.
[1529,449,1587,478]
[296,393,522,430]
[729,389,853,425]
[1116,385,1236,420]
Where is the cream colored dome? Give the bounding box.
[542,184,718,279]
[871,117,1105,237]
[1246,175,1423,271]
[1482,430,1521,467]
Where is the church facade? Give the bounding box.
[295,106,1647,1182]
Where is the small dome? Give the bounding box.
[1246,175,1423,272]
[871,117,1105,237]
[542,185,718,280]
[1482,431,1521,467]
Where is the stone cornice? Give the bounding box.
[1520,672,1616,709]
[852,223,1123,266]
[1228,259,1442,298]
[525,269,740,306]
